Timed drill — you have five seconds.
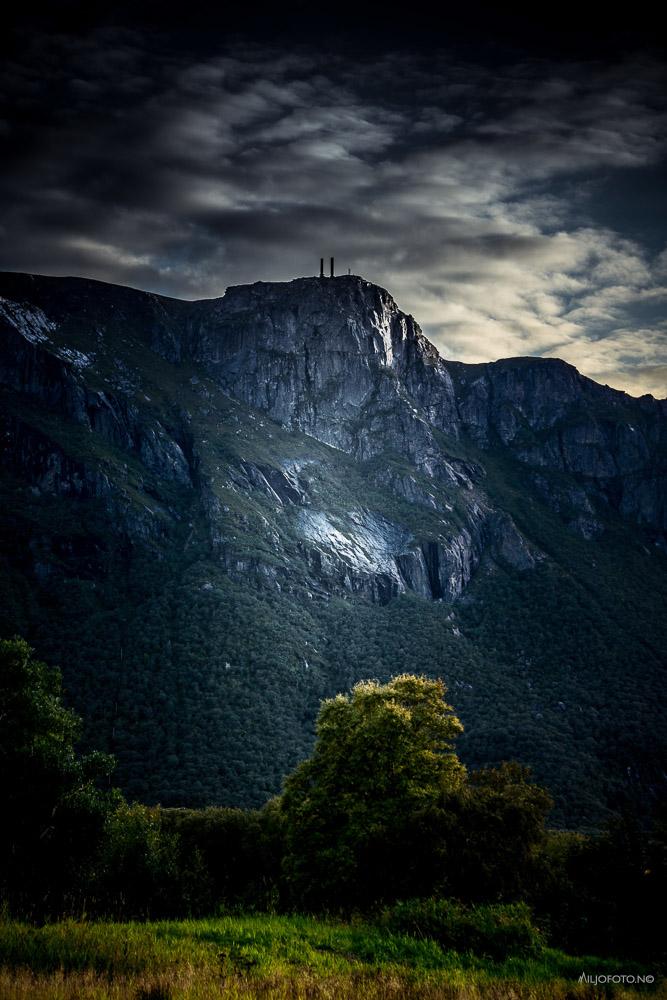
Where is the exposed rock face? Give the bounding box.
[183,276,460,472]
[0,270,664,611]
[204,450,534,604]
[0,288,196,555]
[450,357,666,532]
[0,297,193,487]
[295,507,496,604]
[185,280,665,536]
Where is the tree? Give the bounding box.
[532,807,666,961]
[93,801,183,918]
[440,762,553,902]
[0,636,116,915]
[280,674,466,909]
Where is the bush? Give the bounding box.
[381,898,543,960]
[91,802,186,919]
[160,800,284,913]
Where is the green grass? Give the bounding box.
[0,915,662,999]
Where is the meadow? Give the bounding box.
[0,914,662,1000]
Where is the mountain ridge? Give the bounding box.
[2,269,663,536]
[0,269,665,825]
[4,266,665,394]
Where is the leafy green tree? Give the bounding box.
[92,801,185,918]
[441,762,553,902]
[0,636,116,915]
[280,674,466,909]
[160,800,284,914]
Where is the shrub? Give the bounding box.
[380,898,543,960]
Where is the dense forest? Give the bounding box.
[1,636,664,972]
[2,446,665,828]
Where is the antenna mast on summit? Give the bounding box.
[318,257,336,277]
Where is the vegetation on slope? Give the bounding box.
[1,285,665,827]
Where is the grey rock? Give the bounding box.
[452,357,666,531]
[1,269,663,610]
[183,276,460,471]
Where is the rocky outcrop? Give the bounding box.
[451,358,666,532]
[292,503,534,604]
[233,461,310,506]
[531,474,605,539]
[184,277,460,471]
[0,294,194,489]
[372,468,445,511]
[485,512,537,570]
[1,269,664,609]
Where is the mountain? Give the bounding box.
[1,270,665,827]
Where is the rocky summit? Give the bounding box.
[0,270,665,826]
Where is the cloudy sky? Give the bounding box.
[2,3,666,397]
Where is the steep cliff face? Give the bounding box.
[179,278,666,537]
[0,294,193,486]
[0,292,196,555]
[451,357,666,532]
[0,272,539,605]
[182,276,460,472]
[1,271,664,600]
[2,270,663,516]
[0,270,665,824]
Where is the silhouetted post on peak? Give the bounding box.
[319,258,324,278]
[330,257,334,277]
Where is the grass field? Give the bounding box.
[0,915,662,999]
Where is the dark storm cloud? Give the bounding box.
[1,21,666,396]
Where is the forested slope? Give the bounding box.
[1,270,665,826]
